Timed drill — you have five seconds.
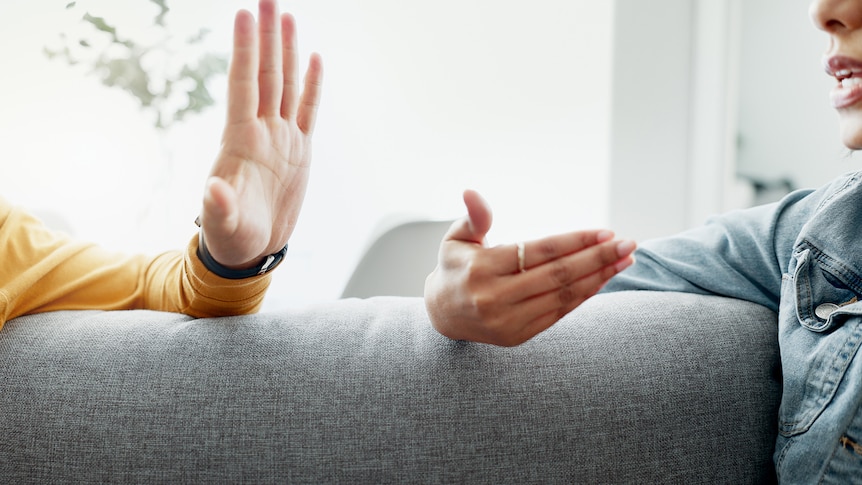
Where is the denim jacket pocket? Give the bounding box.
[779,247,862,437]
[792,248,860,332]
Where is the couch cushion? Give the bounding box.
[0,291,779,483]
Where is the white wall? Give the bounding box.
[735,0,850,190]
[0,1,615,309]
[607,0,695,242]
[608,0,755,242]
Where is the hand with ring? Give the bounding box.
[424,189,637,347]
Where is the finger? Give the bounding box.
[257,0,283,117]
[464,189,493,240]
[478,286,591,347]
[505,264,628,345]
[521,261,620,312]
[280,12,299,118]
[483,300,572,347]
[514,239,636,298]
[490,238,634,303]
[500,276,596,334]
[202,176,240,241]
[479,229,613,276]
[296,53,324,134]
[444,189,493,244]
[227,9,259,124]
[512,307,574,347]
[498,310,566,347]
[523,229,615,272]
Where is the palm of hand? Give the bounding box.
[200,1,322,269]
[209,118,311,264]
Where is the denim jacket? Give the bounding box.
[603,171,862,483]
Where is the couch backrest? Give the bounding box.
[0,291,780,483]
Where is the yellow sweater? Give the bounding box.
[0,197,271,329]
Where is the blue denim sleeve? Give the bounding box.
[601,175,856,311]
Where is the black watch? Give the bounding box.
[195,217,288,279]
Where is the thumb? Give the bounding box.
[201,176,240,240]
[446,189,493,244]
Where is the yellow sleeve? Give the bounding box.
[0,199,271,330]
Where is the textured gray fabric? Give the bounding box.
[0,291,780,484]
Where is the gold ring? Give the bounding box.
[517,241,526,273]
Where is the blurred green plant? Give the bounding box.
[45,0,227,130]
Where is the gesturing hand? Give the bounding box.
[424,190,637,347]
[200,0,323,269]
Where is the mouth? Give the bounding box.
[825,56,862,109]
[834,69,862,88]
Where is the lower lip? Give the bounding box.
[831,82,862,109]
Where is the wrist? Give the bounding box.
[196,231,288,279]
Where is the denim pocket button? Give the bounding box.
[815,302,840,320]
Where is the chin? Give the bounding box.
[839,116,862,150]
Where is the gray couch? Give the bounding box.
[0,291,780,483]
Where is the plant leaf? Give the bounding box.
[82,13,117,37]
[187,28,211,45]
[94,55,156,108]
[150,0,169,27]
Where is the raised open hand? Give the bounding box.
[200,0,322,269]
[424,190,636,346]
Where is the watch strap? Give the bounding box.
[195,226,288,279]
